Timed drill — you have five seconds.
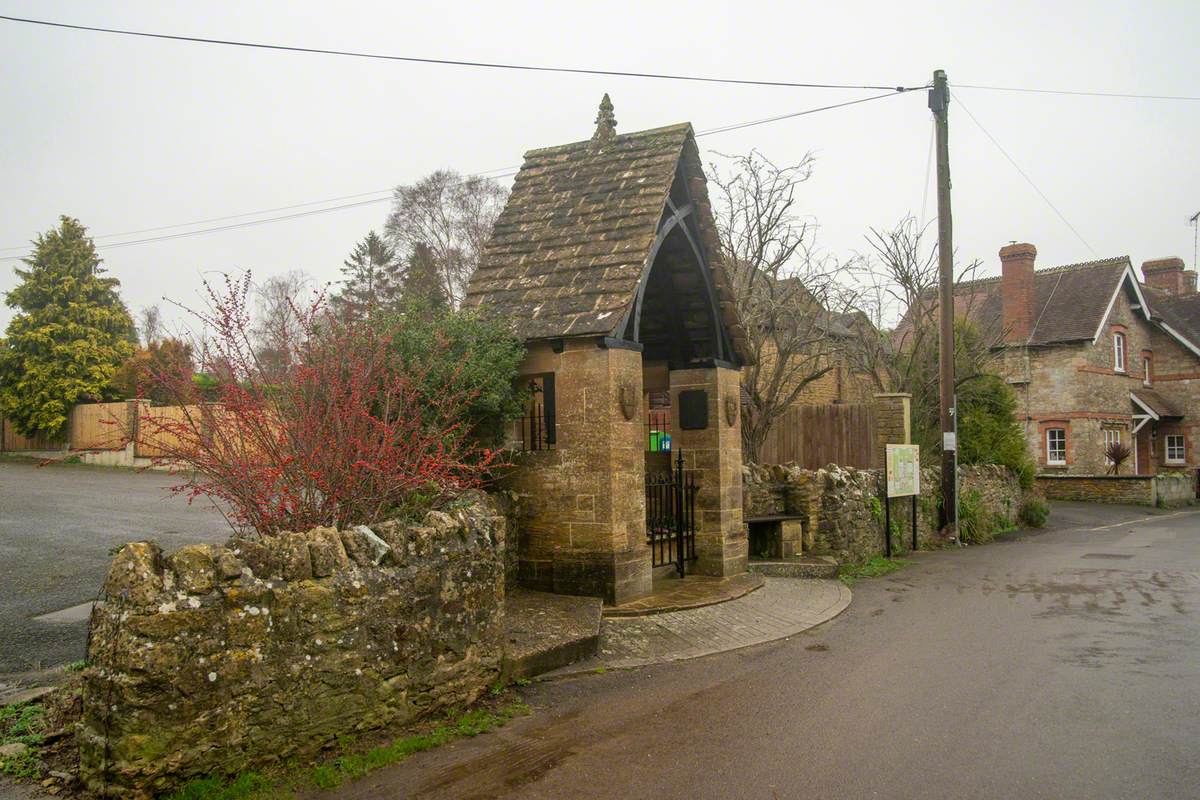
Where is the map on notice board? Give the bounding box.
[886,444,920,497]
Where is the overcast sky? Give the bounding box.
[2,1,1198,332]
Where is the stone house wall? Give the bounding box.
[744,463,1025,564]
[78,493,507,799]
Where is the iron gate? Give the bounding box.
[645,449,698,577]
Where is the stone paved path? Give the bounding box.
[548,577,850,676]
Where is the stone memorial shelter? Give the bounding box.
[463,96,753,604]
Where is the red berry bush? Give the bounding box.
[138,273,503,536]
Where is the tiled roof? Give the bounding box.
[1148,290,1200,352]
[899,257,1132,346]
[966,257,1130,345]
[1131,388,1183,419]
[462,116,749,361]
[898,254,1200,360]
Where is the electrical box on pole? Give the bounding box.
[929,69,958,539]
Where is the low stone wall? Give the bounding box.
[745,463,1026,564]
[1038,475,1153,505]
[1038,473,1196,507]
[78,492,508,799]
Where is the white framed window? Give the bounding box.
[1113,332,1126,372]
[1103,429,1121,463]
[1165,434,1185,464]
[1046,428,1067,465]
[1143,356,1152,385]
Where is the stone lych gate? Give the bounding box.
[462,95,752,604]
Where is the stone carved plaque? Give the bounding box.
[619,383,637,421]
[724,395,738,427]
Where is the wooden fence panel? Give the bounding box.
[68,402,130,451]
[137,405,201,458]
[758,402,878,469]
[1,418,54,452]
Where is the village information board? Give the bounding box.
[886,444,921,497]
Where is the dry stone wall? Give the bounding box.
[78,491,507,799]
[744,463,1026,563]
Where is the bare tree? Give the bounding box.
[384,170,508,307]
[252,270,314,378]
[138,304,163,347]
[846,216,998,451]
[710,150,858,461]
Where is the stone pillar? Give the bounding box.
[506,339,652,604]
[669,366,746,577]
[872,393,911,468]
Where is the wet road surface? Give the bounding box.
[327,501,1200,800]
[0,460,229,677]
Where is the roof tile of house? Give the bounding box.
[1131,388,1184,419]
[1147,290,1200,352]
[900,255,1200,356]
[948,257,1131,345]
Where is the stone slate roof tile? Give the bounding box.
[463,118,750,361]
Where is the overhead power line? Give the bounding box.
[951,91,1098,257]
[0,163,521,253]
[955,83,1200,102]
[0,188,391,253]
[0,14,923,93]
[0,92,911,259]
[696,90,907,135]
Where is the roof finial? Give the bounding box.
[592,93,617,144]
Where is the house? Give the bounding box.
[462,96,753,604]
[940,243,1199,478]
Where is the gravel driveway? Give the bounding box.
[0,459,229,677]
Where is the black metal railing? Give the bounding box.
[645,449,697,576]
[517,405,556,451]
[646,409,671,453]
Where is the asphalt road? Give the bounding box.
[0,459,229,678]
[331,501,1200,800]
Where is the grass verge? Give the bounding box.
[838,556,911,587]
[0,701,47,780]
[163,699,531,800]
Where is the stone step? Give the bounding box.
[501,589,602,680]
[603,572,765,618]
[748,555,839,580]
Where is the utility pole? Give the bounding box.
[929,69,957,539]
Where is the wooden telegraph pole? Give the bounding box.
[929,69,957,538]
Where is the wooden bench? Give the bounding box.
[745,514,806,560]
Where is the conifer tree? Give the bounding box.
[400,242,450,310]
[0,217,136,437]
[331,231,400,320]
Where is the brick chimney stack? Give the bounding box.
[1141,257,1188,295]
[1000,242,1037,344]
